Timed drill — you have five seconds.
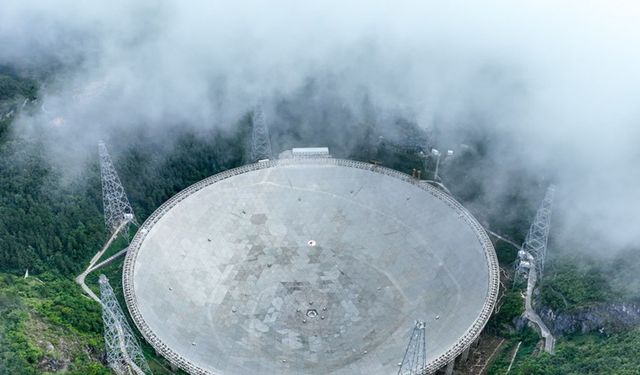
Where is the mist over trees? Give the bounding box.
[2,1,640,374]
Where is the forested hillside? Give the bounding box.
[0,139,105,275]
[1,70,639,374]
[0,115,247,276]
[0,71,248,374]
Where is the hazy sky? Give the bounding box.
[2,0,640,254]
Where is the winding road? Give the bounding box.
[75,223,124,303]
[75,222,147,375]
[524,264,555,353]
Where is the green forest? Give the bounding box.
[1,70,639,374]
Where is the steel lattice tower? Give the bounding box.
[99,274,151,375]
[99,142,137,235]
[397,321,427,375]
[518,185,556,279]
[250,105,272,162]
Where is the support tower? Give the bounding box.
[99,142,137,235]
[250,105,272,162]
[99,274,151,375]
[397,320,427,375]
[517,185,556,280]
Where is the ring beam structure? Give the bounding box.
[123,158,499,375]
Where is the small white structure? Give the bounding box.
[279,147,331,159]
[292,147,331,158]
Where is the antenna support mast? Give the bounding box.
[99,274,151,375]
[397,320,427,375]
[99,142,137,237]
[250,105,272,162]
[517,185,555,280]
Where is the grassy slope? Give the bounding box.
[488,329,640,375]
[0,268,182,375]
[0,273,109,375]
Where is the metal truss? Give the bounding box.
[517,185,556,280]
[397,320,427,375]
[99,142,137,235]
[250,105,272,162]
[99,274,151,375]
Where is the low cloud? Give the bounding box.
[2,0,640,254]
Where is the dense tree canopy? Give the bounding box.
[1,70,639,375]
